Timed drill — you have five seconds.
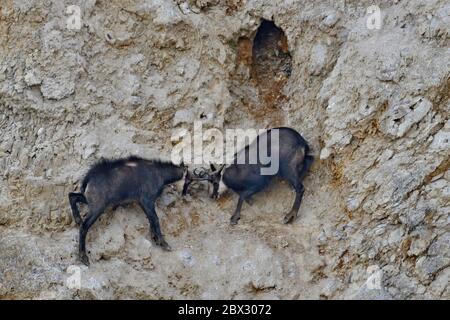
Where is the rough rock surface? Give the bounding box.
[0,0,449,299]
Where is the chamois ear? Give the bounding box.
[218,164,225,173]
[210,163,217,172]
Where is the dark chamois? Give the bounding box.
[68,156,186,265]
[183,127,313,225]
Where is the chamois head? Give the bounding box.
[182,167,208,196]
[208,164,225,199]
[181,164,225,198]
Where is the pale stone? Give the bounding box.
[1,0,449,300]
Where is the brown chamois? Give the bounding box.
[69,156,186,265]
[183,127,313,225]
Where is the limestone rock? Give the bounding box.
[0,0,449,300]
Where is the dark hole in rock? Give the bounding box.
[227,19,292,127]
[251,19,292,123]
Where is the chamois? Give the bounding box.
[183,127,313,225]
[68,156,186,265]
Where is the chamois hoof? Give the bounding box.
[283,214,295,224]
[155,238,172,251]
[79,253,90,266]
[160,241,172,252]
[245,198,254,206]
[230,217,240,226]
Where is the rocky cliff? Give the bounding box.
[0,0,449,299]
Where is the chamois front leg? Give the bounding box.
[245,196,254,206]
[230,196,244,225]
[140,196,172,251]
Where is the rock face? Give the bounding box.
[0,0,449,299]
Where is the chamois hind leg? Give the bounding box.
[283,183,304,224]
[79,203,105,266]
[139,196,171,251]
[231,189,261,225]
[69,192,87,226]
[282,153,312,224]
